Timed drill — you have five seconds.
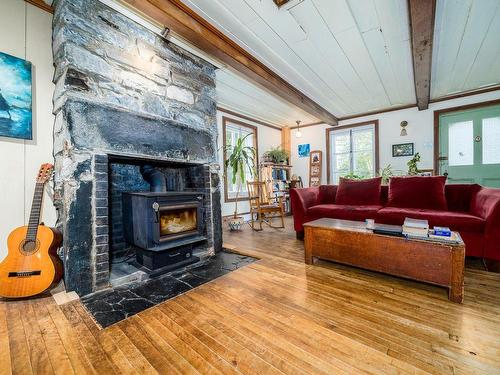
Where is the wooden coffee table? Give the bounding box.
[304,218,465,303]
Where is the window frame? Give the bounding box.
[326,120,380,184]
[222,116,259,203]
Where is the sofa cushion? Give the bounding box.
[335,177,382,206]
[306,204,382,223]
[376,207,485,233]
[388,176,447,210]
[318,185,337,204]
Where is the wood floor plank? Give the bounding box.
[5,302,33,375]
[72,303,137,375]
[1,217,499,374]
[159,303,285,375]
[59,302,117,375]
[127,315,201,375]
[117,318,181,374]
[0,302,12,375]
[19,301,55,375]
[136,312,223,375]
[145,306,242,375]
[105,325,159,375]
[30,299,75,375]
[169,292,338,375]
[44,300,96,375]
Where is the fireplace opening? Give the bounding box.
[107,157,213,285]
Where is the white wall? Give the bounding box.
[291,90,500,186]
[290,124,331,187]
[217,110,282,216]
[0,1,55,261]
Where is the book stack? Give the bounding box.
[431,226,452,237]
[429,227,460,243]
[403,218,429,239]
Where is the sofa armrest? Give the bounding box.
[471,187,500,260]
[290,187,319,232]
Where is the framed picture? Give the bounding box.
[0,51,32,140]
[310,151,321,164]
[418,169,434,176]
[311,165,320,175]
[392,143,414,157]
[298,144,310,158]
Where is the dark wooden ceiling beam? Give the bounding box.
[408,0,436,110]
[122,0,338,125]
[25,0,53,13]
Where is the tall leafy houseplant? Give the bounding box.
[224,134,256,228]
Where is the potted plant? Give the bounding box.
[379,164,394,185]
[223,134,257,231]
[264,146,289,164]
[407,152,421,175]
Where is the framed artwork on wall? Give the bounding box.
[309,150,322,187]
[298,144,310,158]
[418,169,434,176]
[0,51,32,140]
[310,150,321,164]
[392,142,414,157]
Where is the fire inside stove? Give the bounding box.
[160,207,197,236]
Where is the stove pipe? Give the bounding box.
[140,165,167,192]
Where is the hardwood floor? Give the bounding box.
[1,216,500,374]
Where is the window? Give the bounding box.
[327,121,379,184]
[448,120,473,166]
[482,116,500,165]
[223,117,258,201]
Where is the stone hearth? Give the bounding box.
[52,0,221,296]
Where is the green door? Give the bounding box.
[439,104,500,187]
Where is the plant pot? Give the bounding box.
[228,216,245,231]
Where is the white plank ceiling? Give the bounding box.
[180,0,500,123]
[181,0,416,118]
[217,68,318,127]
[431,0,500,99]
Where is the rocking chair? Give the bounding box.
[247,181,285,231]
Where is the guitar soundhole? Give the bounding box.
[19,240,40,255]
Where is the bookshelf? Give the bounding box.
[260,163,293,215]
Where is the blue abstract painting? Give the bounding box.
[298,144,310,158]
[0,51,32,140]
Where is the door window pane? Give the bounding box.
[448,121,473,166]
[482,117,500,164]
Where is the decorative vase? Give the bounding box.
[228,216,245,231]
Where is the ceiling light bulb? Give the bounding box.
[295,120,302,138]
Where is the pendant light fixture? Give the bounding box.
[295,120,303,138]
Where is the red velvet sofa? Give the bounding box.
[291,184,500,261]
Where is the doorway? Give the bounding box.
[437,102,500,187]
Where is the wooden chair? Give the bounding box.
[247,181,285,231]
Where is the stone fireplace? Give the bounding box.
[51,0,221,296]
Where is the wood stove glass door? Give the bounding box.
[159,203,199,240]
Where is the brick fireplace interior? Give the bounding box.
[52,0,222,296]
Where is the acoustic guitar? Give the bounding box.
[0,164,63,298]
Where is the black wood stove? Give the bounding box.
[122,166,205,273]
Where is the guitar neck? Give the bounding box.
[26,182,45,241]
